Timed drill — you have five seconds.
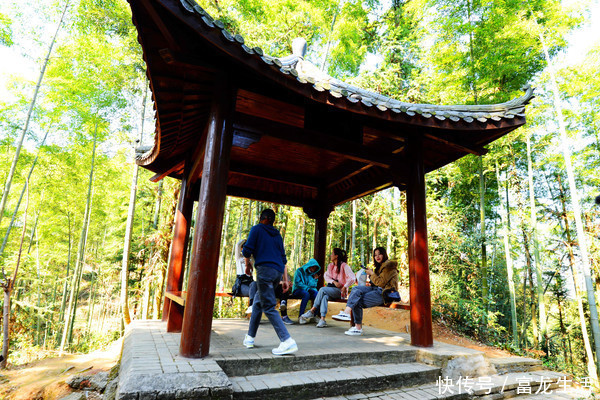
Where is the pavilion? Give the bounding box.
[128,0,533,358]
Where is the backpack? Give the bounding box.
[232,274,253,297]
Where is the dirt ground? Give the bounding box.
[0,304,513,400]
[0,339,122,400]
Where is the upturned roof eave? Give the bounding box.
[132,0,533,168]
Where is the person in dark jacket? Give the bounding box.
[291,259,320,319]
[242,209,298,355]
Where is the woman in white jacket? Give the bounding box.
[299,248,355,327]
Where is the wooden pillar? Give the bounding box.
[306,204,332,288]
[180,80,234,358]
[162,174,193,333]
[405,136,433,347]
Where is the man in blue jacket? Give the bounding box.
[242,209,297,355]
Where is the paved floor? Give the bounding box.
[116,319,594,400]
[123,318,482,372]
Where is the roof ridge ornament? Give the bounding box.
[292,37,307,59]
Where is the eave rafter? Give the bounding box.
[232,112,400,168]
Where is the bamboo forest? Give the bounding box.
[0,0,599,397]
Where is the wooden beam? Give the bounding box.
[326,163,373,189]
[159,48,219,73]
[236,89,304,128]
[363,125,486,156]
[139,0,181,52]
[229,161,320,189]
[328,172,395,206]
[227,185,310,208]
[424,133,487,156]
[150,160,185,182]
[233,112,397,168]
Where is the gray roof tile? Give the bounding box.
[178,0,534,124]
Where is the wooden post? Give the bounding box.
[180,80,234,358]
[314,212,329,288]
[405,136,433,347]
[162,174,193,332]
[306,203,331,288]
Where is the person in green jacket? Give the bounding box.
[291,259,320,320]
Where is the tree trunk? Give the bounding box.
[557,173,598,381]
[527,136,547,353]
[120,162,138,326]
[1,177,30,368]
[121,81,149,323]
[291,215,299,268]
[59,122,97,354]
[58,211,72,332]
[372,216,377,251]
[279,206,289,243]
[141,270,150,320]
[0,127,50,256]
[86,263,97,334]
[153,180,163,230]
[496,162,519,348]
[35,228,42,346]
[479,156,488,322]
[0,0,69,226]
[540,31,600,377]
[1,288,10,368]
[554,274,573,373]
[26,193,43,254]
[217,198,231,314]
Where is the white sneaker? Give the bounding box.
[299,315,313,325]
[316,319,328,328]
[243,334,255,348]
[272,337,298,355]
[245,305,253,314]
[300,310,314,319]
[344,326,363,336]
[332,311,351,321]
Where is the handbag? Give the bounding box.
[383,289,401,304]
[232,274,253,297]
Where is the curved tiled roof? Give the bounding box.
[176,0,534,124]
[131,0,532,199]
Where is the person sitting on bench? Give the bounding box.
[299,248,355,327]
[332,247,398,336]
[291,259,320,323]
[233,239,255,314]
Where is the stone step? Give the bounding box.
[314,382,470,399]
[489,357,543,374]
[313,382,589,400]
[218,348,417,376]
[515,386,592,399]
[230,362,440,400]
[311,370,585,400]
